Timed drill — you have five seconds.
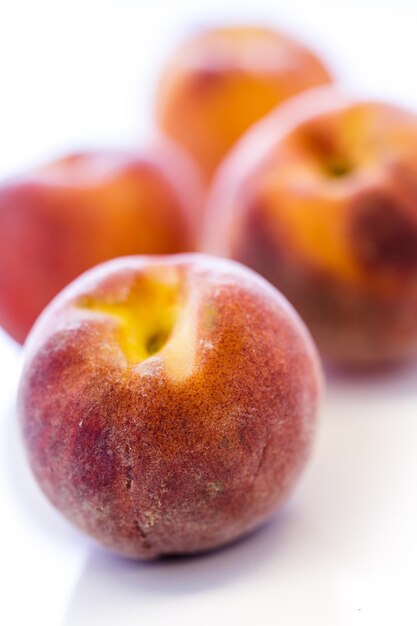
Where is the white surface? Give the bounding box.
[1,1,417,625]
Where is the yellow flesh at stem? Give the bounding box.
[80,270,182,364]
[79,267,199,383]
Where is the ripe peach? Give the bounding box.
[155,25,333,184]
[205,88,417,365]
[0,141,202,344]
[19,254,321,559]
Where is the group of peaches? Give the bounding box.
[5,25,417,560]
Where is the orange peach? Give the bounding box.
[155,25,333,184]
[0,141,203,344]
[19,253,321,558]
[205,88,417,365]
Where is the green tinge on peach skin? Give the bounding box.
[18,254,322,559]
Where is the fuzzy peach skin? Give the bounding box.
[155,25,332,184]
[18,253,322,559]
[204,87,417,366]
[0,140,203,344]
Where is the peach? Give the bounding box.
[205,88,417,365]
[155,25,333,184]
[18,253,321,559]
[0,140,203,344]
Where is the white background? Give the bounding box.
[1,1,417,625]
